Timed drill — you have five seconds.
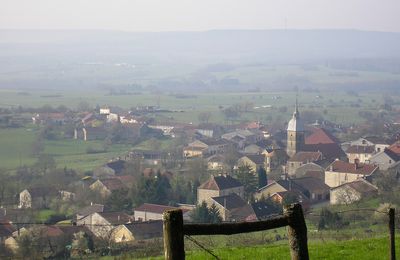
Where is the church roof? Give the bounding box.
[287,104,304,132]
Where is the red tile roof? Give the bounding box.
[326,160,378,175]
[303,143,346,160]
[134,203,181,214]
[346,145,375,154]
[388,141,400,156]
[305,128,339,145]
[198,175,243,190]
[289,151,322,162]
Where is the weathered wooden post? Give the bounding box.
[284,203,309,260]
[163,209,185,260]
[389,208,396,260]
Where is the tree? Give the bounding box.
[198,112,212,123]
[191,201,222,223]
[235,165,257,201]
[257,167,267,189]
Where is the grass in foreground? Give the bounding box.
[124,236,397,260]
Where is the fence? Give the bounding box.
[163,203,309,260]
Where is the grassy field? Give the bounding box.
[0,127,37,170]
[0,127,132,171]
[126,236,397,260]
[0,88,388,125]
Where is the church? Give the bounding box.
[285,101,346,177]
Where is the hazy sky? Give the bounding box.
[1,0,399,32]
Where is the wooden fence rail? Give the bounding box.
[163,203,309,260]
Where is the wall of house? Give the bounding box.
[197,189,220,204]
[347,153,372,163]
[112,226,134,243]
[90,181,111,198]
[254,184,286,200]
[330,186,360,204]
[134,211,163,221]
[324,171,363,188]
[19,190,31,208]
[287,161,303,176]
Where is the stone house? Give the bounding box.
[89,178,126,198]
[324,160,378,188]
[208,193,254,221]
[134,203,191,222]
[330,179,378,205]
[262,148,289,173]
[255,177,329,204]
[348,136,390,153]
[183,138,230,158]
[76,203,104,225]
[19,187,58,209]
[345,145,375,163]
[287,151,323,176]
[111,220,163,243]
[78,211,132,238]
[237,154,266,173]
[369,149,400,171]
[206,154,229,171]
[197,175,244,205]
[222,129,263,149]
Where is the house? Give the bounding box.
[0,218,15,244]
[287,151,323,176]
[197,174,244,204]
[104,159,127,175]
[195,124,224,138]
[262,148,289,173]
[324,160,379,188]
[222,129,263,148]
[345,145,375,163]
[270,190,310,210]
[369,149,400,170]
[330,179,378,205]
[78,211,132,238]
[387,141,400,157]
[293,162,325,179]
[208,193,254,221]
[111,220,163,243]
[250,200,282,220]
[89,178,126,197]
[19,187,58,209]
[237,154,266,172]
[290,177,330,203]
[243,144,264,155]
[255,177,329,204]
[206,154,229,171]
[76,203,104,225]
[348,136,390,153]
[184,138,230,158]
[134,203,191,222]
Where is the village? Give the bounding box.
[0,97,400,258]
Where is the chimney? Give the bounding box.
[90,202,93,206]
[118,215,120,222]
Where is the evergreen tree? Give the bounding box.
[235,165,257,201]
[191,201,222,223]
[257,167,267,189]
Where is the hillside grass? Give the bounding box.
[126,236,397,260]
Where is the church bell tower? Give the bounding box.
[287,99,305,157]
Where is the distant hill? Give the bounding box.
[0,29,400,90]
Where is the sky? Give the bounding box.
[0,0,399,32]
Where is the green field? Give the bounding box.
[0,88,387,125]
[130,236,397,260]
[0,127,132,171]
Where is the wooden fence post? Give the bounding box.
[284,203,309,260]
[389,208,396,260]
[163,209,185,260]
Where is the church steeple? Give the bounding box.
[287,98,305,157]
